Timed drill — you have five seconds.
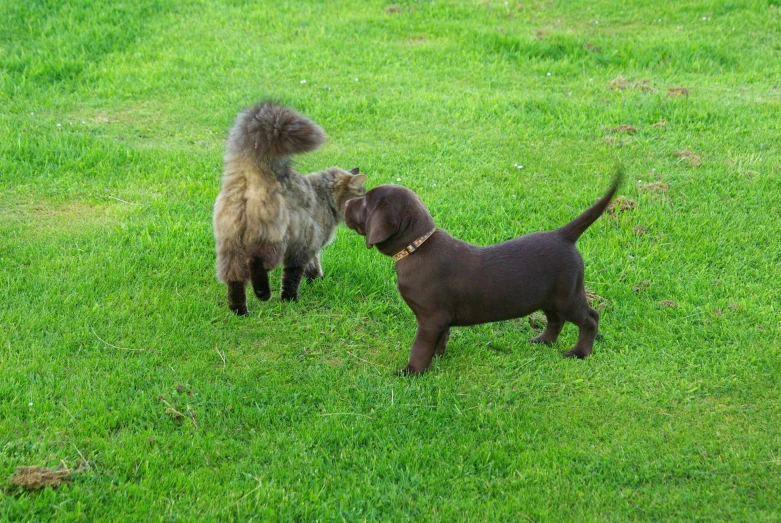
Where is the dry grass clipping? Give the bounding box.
[8,466,73,490]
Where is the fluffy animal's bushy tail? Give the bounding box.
[557,165,624,243]
[226,101,326,161]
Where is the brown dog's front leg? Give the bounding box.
[399,320,448,375]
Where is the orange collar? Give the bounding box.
[392,228,436,262]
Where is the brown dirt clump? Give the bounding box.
[667,86,689,98]
[632,280,652,293]
[583,41,602,53]
[677,149,702,166]
[634,225,648,236]
[605,196,637,215]
[385,5,401,14]
[585,288,608,310]
[528,312,547,330]
[9,466,73,490]
[640,181,669,193]
[606,125,637,134]
[609,76,628,90]
[661,300,677,308]
[653,120,669,127]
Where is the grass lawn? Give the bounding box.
[2,0,780,520]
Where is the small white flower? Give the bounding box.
[518,165,523,169]
[701,16,707,20]
[657,18,662,22]
[432,183,437,187]
[57,123,61,127]
[546,72,552,77]
[396,177,401,182]
[300,79,306,84]
[82,120,86,124]
[354,77,359,82]
[28,402,33,407]
[30,112,35,116]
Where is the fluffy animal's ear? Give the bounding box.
[349,174,367,189]
[365,204,397,249]
[348,167,360,174]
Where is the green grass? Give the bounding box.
[2,0,780,520]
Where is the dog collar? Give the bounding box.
[392,228,436,262]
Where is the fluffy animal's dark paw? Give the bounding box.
[254,288,271,301]
[231,305,249,316]
[280,291,299,302]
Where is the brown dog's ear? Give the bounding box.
[365,204,397,249]
[348,167,360,174]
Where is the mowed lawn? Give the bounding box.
[1,0,780,520]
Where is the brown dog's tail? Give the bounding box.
[557,166,623,243]
[226,100,326,162]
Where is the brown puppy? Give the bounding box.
[344,171,622,374]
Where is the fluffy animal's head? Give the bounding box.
[325,167,367,215]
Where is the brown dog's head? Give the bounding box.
[345,184,436,256]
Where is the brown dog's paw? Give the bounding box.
[396,364,425,376]
[563,347,591,359]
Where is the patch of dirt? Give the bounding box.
[605,196,637,215]
[661,300,677,308]
[633,225,648,236]
[609,77,654,92]
[653,120,669,127]
[676,149,702,166]
[609,76,628,90]
[728,303,739,311]
[528,312,547,329]
[583,41,602,53]
[606,125,637,134]
[585,288,608,310]
[385,5,401,14]
[667,86,689,98]
[712,308,723,317]
[632,280,652,293]
[8,466,73,490]
[640,181,669,193]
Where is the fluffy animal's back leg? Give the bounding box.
[304,252,323,283]
[216,245,250,315]
[249,243,285,302]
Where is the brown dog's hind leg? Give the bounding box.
[434,328,451,357]
[563,307,599,359]
[400,319,449,375]
[529,310,564,345]
[227,281,249,315]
